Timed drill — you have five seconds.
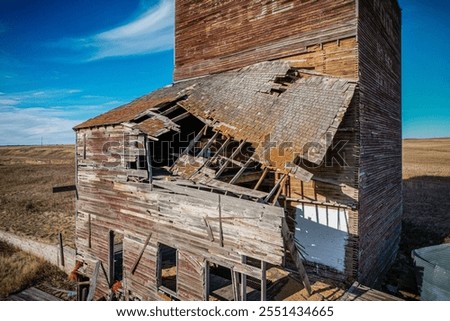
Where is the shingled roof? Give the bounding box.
[74,61,356,165]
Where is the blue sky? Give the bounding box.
[0,0,448,145]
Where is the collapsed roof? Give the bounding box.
[75,61,356,181]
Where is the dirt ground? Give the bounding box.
[0,140,449,300]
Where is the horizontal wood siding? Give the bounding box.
[286,92,360,281]
[282,37,358,79]
[177,251,205,300]
[75,127,283,300]
[357,0,402,285]
[175,0,357,80]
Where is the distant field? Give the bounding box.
[0,145,74,165]
[0,140,449,299]
[403,138,450,178]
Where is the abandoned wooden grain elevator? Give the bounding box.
[72,0,401,301]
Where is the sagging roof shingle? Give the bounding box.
[74,61,356,165]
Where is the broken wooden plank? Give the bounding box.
[59,232,65,267]
[198,137,231,173]
[264,173,287,203]
[131,233,152,275]
[160,104,180,116]
[281,220,312,296]
[254,167,269,190]
[203,218,215,242]
[190,176,268,199]
[215,140,246,178]
[229,157,254,185]
[271,175,288,205]
[171,111,191,123]
[170,124,208,171]
[198,131,219,157]
[86,261,100,301]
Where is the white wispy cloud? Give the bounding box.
[0,89,83,105]
[0,106,81,145]
[0,90,124,145]
[54,0,174,61]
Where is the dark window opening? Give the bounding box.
[127,161,138,170]
[114,241,123,282]
[158,244,177,295]
[206,262,264,301]
[76,273,90,301]
[83,133,86,160]
[150,114,205,168]
[109,231,123,283]
[207,263,233,301]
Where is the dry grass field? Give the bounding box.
[0,139,449,299]
[0,145,76,247]
[0,240,76,299]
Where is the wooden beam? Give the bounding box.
[197,131,219,157]
[86,261,100,301]
[241,256,247,301]
[271,175,288,205]
[170,124,207,171]
[261,261,267,301]
[218,195,224,247]
[282,220,312,296]
[215,140,246,178]
[264,173,287,203]
[58,233,65,267]
[285,197,353,210]
[254,167,269,190]
[131,233,152,275]
[229,157,254,185]
[160,104,180,116]
[198,137,231,173]
[171,111,190,123]
[100,261,110,288]
[231,270,240,301]
[203,218,214,242]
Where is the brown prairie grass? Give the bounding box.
[0,240,75,299]
[0,145,75,247]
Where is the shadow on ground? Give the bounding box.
[383,176,450,300]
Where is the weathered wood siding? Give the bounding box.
[75,127,284,300]
[175,0,357,80]
[357,0,402,285]
[286,92,360,282]
[283,37,358,79]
